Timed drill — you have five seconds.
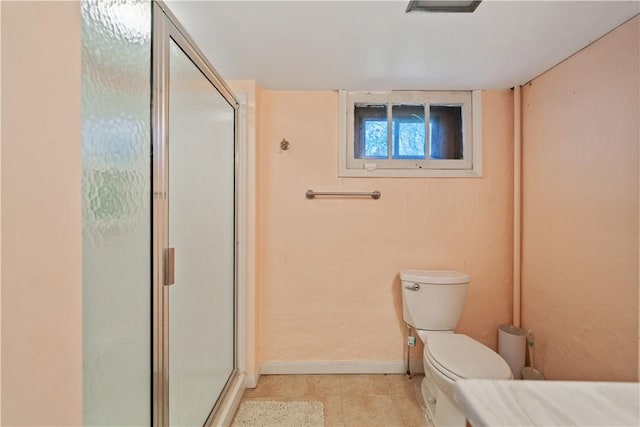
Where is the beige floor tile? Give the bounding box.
[341,395,403,427]
[339,374,390,396]
[391,394,430,427]
[315,395,344,427]
[385,374,423,401]
[241,374,306,398]
[238,374,433,427]
[303,375,344,397]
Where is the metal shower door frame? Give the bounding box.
[151,2,240,426]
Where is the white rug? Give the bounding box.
[232,400,325,427]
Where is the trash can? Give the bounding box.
[498,324,526,379]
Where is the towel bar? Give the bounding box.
[305,190,381,200]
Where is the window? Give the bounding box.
[339,90,482,177]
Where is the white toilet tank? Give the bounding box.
[401,270,471,331]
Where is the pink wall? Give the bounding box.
[257,90,514,366]
[1,1,83,424]
[521,16,639,381]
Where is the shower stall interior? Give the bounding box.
[82,1,239,425]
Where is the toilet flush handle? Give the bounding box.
[405,283,420,291]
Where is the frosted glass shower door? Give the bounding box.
[167,39,236,426]
[82,1,151,425]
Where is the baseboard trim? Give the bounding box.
[259,360,424,375]
[245,372,260,389]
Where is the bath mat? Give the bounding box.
[232,400,324,427]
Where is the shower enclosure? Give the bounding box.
[82,1,239,425]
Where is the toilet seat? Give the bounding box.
[425,334,513,381]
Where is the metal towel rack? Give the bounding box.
[305,189,381,200]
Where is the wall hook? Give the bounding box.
[280,138,290,150]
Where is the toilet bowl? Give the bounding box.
[415,330,512,426]
[401,270,513,426]
[423,333,513,396]
[423,334,513,426]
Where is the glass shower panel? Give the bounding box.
[81,0,151,425]
[168,40,236,426]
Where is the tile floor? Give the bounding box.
[234,374,432,427]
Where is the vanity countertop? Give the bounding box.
[454,379,639,426]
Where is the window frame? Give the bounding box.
[338,90,483,178]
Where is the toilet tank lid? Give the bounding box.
[401,270,470,285]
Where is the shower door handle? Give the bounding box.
[165,247,175,286]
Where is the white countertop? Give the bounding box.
[454,379,639,426]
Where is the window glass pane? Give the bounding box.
[354,104,387,159]
[430,105,463,159]
[392,104,426,159]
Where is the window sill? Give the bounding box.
[337,167,483,178]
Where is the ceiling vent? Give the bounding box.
[406,1,482,13]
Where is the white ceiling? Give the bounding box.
[166,0,639,90]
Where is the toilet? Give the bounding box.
[401,270,512,427]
